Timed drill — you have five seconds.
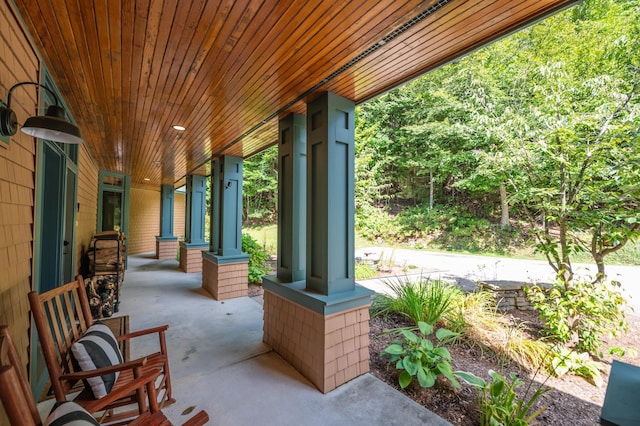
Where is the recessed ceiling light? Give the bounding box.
[144,178,150,181]
[172,125,186,131]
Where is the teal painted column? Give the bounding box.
[185,175,207,245]
[276,113,306,282]
[180,175,208,272]
[159,184,175,237]
[306,92,356,295]
[262,92,372,314]
[209,159,221,254]
[220,156,244,256]
[262,92,373,393]
[156,184,178,259]
[202,155,249,299]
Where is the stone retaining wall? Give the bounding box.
[478,281,534,311]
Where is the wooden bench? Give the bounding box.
[28,275,175,424]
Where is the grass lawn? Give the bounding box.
[245,224,374,256]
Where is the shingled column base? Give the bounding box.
[155,237,178,260]
[202,252,249,300]
[262,286,371,393]
[179,242,208,273]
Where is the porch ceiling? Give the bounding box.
[12,0,577,188]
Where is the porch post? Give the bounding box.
[202,155,249,299]
[156,184,178,259]
[179,175,208,273]
[263,92,373,393]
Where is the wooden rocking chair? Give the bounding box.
[28,275,174,424]
[0,325,208,425]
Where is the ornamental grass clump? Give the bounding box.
[446,290,552,372]
[371,275,462,326]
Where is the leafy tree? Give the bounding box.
[467,0,640,283]
[243,145,278,224]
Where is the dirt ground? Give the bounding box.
[369,310,640,425]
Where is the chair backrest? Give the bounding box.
[28,275,94,401]
[0,325,42,426]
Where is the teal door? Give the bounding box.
[30,139,78,398]
[29,71,79,398]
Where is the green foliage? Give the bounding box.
[457,370,548,426]
[551,349,605,387]
[243,146,278,224]
[241,233,271,284]
[525,279,628,355]
[354,262,377,280]
[354,0,640,279]
[382,321,461,389]
[371,276,462,325]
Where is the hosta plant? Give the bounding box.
[381,321,461,389]
[457,370,548,426]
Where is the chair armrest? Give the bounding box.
[92,368,162,410]
[59,357,148,381]
[117,325,169,341]
[183,410,210,426]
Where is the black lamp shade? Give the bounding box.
[21,105,83,144]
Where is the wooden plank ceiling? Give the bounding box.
[13,0,577,188]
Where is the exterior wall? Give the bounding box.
[76,145,99,270]
[175,192,186,240]
[128,187,160,254]
[0,2,39,422]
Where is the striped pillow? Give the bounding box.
[45,401,99,425]
[71,321,124,398]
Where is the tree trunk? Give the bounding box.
[429,171,434,210]
[499,183,509,229]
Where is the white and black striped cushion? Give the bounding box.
[71,321,124,398]
[45,401,99,425]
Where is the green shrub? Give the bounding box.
[371,276,462,325]
[551,349,605,387]
[355,262,377,280]
[525,279,628,356]
[457,370,548,426]
[382,321,461,389]
[242,233,271,284]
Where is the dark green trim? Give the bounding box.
[156,236,178,242]
[202,251,249,265]
[263,276,373,315]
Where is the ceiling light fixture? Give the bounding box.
[0,82,83,144]
[172,125,186,131]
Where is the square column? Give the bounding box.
[263,93,373,393]
[180,175,208,273]
[202,156,249,299]
[156,184,178,259]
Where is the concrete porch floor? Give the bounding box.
[103,253,451,425]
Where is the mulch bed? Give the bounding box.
[369,310,640,425]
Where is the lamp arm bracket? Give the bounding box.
[6,82,60,108]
